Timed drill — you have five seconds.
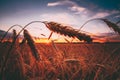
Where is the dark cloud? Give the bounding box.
[89,0,120,10]
[72,0,120,11]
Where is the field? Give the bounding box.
[0,20,120,80]
[0,41,120,80]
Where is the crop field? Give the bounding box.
[0,19,120,80]
[0,41,120,80]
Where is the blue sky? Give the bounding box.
[0,0,120,39]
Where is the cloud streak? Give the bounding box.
[47,2,61,6]
[47,0,88,15]
[47,0,86,10]
[47,0,75,7]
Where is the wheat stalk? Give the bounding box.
[64,59,80,63]
[23,29,40,61]
[64,38,70,43]
[101,19,120,34]
[43,21,93,43]
[12,29,18,42]
[10,20,93,43]
[48,32,53,40]
[79,18,120,35]
[4,50,25,80]
[0,25,23,79]
[0,24,23,42]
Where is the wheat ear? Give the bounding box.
[23,29,40,61]
[43,21,93,43]
[79,18,120,35]
[101,19,120,34]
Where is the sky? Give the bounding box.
[0,0,120,42]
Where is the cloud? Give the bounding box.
[92,12,110,18]
[47,0,93,17]
[47,2,62,6]
[47,0,75,7]
[69,6,85,12]
[47,0,86,13]
[47,0,87,13]
[47,0,109,18]
[40,12,78,25]
[47,0,111,18]
[104,11,120,22]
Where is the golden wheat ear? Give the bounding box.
[23,29,40,61]
[43,21,93,43]
[101,19,120,34]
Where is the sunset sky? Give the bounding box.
[0,0,120,42]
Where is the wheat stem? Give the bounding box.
[79,18,120,35]
[48,32,53,40]
[79,18,103,31]
[0,24,23,42]
[0,29,20,79]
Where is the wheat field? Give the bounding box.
[0,41,120,80]
[0,19,120,80]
